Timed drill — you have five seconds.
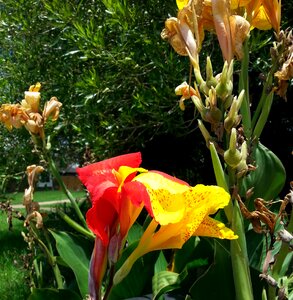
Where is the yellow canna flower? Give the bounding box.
[114,171,237,284]
[246,0,281,33]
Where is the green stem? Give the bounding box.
[231,200,254,300]
[252,91,274,140]
[47,155,88,229]
[33,258,42,287]
[251,51,279,139]
[239,38,251,140]
[57,209,95,240]
[31,226,63,289]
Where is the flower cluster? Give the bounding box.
[0,83,62,140]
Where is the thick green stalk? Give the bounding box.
[210,143,253,299]
[231,201,254,300]
[239,38,251,139]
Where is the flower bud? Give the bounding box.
[216,61,234,101]
[224,90,245,132]
[236,141,248,178]
[206,57,217,88]
[224,128,242,168]
[204,87,222,124]
[191,95,207,119]
[198,119,212,146]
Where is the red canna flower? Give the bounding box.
[76,152,147,299]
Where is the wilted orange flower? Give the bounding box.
[274,30,293,99]
[0,104,28,130]
[0,83,62,140]
[161,6,199,68]
[43,97,62,122]
[175,81,200,110]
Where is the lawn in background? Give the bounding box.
[6,189,86,205]
[0,211,30,299]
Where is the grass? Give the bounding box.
[0,211,30,299]
[5,189,86,205]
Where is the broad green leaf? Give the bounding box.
[28,288,82,300]
[50,230,92,298]
[241,143,286,205]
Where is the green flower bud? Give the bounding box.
[198,119,212,146]
[224,90,245,132]
[206,57,217,88]
[216,61,234,101]
[236,141,249,178]
[192,95,207,120]
[224,128,242,168]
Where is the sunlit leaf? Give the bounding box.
[50,231,92,298]
[152,271,180,300]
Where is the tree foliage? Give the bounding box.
[0,0,191,163]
